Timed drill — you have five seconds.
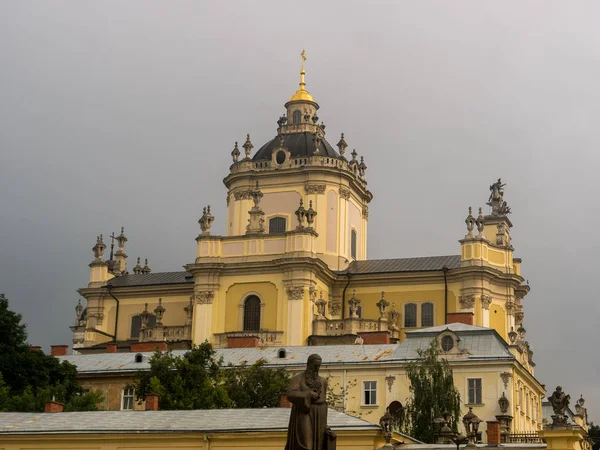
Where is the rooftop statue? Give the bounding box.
[548,386,571,426]
[487,178,511,217]
[285,354,336,450]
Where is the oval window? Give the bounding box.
[441,335,454,352]
[276,150,286,165]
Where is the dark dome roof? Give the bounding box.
[252,132,339,161]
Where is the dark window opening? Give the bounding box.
[441,335,454,352]
[350,230,357,260]
[278,348,287,358]
[134,353,143,363]
[275,150,286,164]
[243,295,261,331]
[269,217,287,234]
[404,303,417,328]
[421,302,434,327]
[293,110,301,124]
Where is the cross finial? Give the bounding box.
[301,49,307,68]
[299,50,307,90]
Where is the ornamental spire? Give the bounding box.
[299,49,307,91]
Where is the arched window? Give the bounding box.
[269,217,286,234]
[292,110,301,124]
[243,295,261,331]
[130,314,156,338]
[350,230,357,260]
[421,302,434,327]
[404,303,417,328]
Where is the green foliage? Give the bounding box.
[402,338,461,443]
[134,342,291,410]
[0,294,103,412]
[589,422,600,450]
[223,359,290,408]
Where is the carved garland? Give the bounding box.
[328,301,341,316]
[195,290,215,305]
[286,286,305,301]
[480,294,492,310]
[305,184,326,194]
[459,294,475,309]
[339,187,351,200]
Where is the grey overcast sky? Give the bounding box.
[1,1,598,420]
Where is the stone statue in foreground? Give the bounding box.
[285,354,336,450]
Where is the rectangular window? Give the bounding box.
[350,230,357,260]
[363,381,377,406]
[122,387,135,411]
[404,303,417,328]
[468,378,482,404]
[421,303,434,327]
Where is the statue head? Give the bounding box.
[306,354,322,374]
[556,386,563,394]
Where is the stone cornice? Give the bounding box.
[79,284,194,299]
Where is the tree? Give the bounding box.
[0,294,103,412]
[326,376,371,418]
[134,342,291,410]
[134,342,231,410]
[401,338,461,443]
[223,359,290,408]
[589,422,600,450]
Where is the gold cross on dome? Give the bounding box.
[301,49,306,69]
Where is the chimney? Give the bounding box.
[280,392,292,408]
[29,345,42,352]
[486,421,501,445]
[44,401,64,413]
[145,394,159,411]
[106,343,117,353]
[50,345,69,357]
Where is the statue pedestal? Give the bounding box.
[538,426,585,450]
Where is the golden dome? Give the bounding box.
[288,49,316,103]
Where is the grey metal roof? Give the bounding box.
[106,272,193,288]
[345,255,461,274]
[61,324,512,375]
[407,323,490,334]
[0,408,378,435]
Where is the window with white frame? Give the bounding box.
[121,387,135,410]
[421,302,434,327]
[467,378,482,404]
[363,381,377,406]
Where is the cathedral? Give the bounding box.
[72,52,530,358]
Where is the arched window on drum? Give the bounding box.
[243,295,261,331]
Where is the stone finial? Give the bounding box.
[358,156,367,178]
[231,141,240,163]
[116,227,127,251]
[92,235,106,261]
[508,326,518,344]
[337,133,348,158]
[376,291,389,318]
[295,199,306,229]
[75,299,83,325]
[278,131,285,147]
[315,291,327,318]
[388,302,400,331]
[142,258,151,274]
[305,200,317,228]
[140,302,151,329]
[154,298,165,324]
[351,149,358,161]
[246,181,265,234]
[379,409,394,445]
[277,115,287,127]
[242,134,253,159]
[465,207,475,237]
[199,205,215,236]
[133,257,143,275]
[250,180,263,208]
[462,407,482,447]
[476,208,485,236]
[314,135,321,154]
[348,290,361,319]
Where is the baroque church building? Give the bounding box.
[73,53,530,357]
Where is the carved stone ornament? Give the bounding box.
[315,292,327,318]
[286,286,305,301]
[379,410,394,445]
[388,303,401,331]
[514,311,524,325]
[476,207,485,236]
[234,190,252,201]
[92,234,106,261]
[242,134,253,159]
[348,290,361,318]
[184,296,194,324]
[309,286,318,303]
[328,301,341,316]
[339,187,351,200]
[459,294,476,309]
[465,207,475,237]
[154,298,166,324]
[500,371,512,390]
[548,386,571,426]
[498,392,510,414]
[362,205,369,220]
[198,205,215,236]
[386,375,396,393]
[480,294,492,310]
[305,200,317,228]
[376,292,389,318]
[231,141,240,163]
[487,178,511,217]
[195,290,214,305]
[305,184,326,194]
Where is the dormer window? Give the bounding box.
[441,335,454,352]
[292,110,301,124]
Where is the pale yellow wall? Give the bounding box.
[80,375,140,411]
[326,189,338,254]
[223,281,279,332]
[489,304,507,340]
[0,429,386,450]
